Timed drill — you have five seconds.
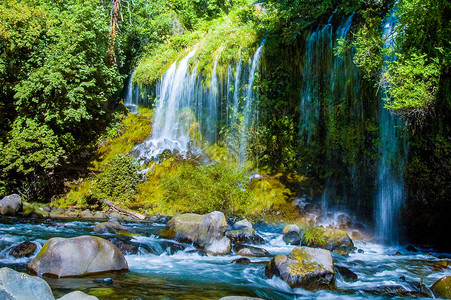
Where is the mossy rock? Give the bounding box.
[302,226,354,255]
[431,276,451,299]
[9,241,37,258]
[265,246,335,290]
[159,211,231,255]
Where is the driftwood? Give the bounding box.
[100,199,146,220]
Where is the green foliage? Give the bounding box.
[301,226,327,245]
[93,153,140,204]
[384,53,441,118]
[1,118,65,175]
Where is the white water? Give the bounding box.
[1,219,449,299]
[375,10,406,244]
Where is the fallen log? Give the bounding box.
[99,199,146,220]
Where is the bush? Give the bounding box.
[93,153,140,203]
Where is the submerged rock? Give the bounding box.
[0,194,22,216]
[335,265,357,282]
[0,267,55,300]
[9,241,37,258]
[93,222,129,235]
[159,211,231,255]
[265,246,335,290]
[106,237,139,255]
[57,291,98,300]
[302,227,354,255]
[431,276,451,299]
[28,235,129,277]
[231,257,251,264]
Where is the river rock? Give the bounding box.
[93,222,129,234]
[28,235,129,277]
[282,224,300,234]
[0,267,55,300]
[0,194,22,215]
[265,246,335,290]
[234,244,269,257]
[227,218,264,245]
[335,265,357,282]
[159,211,231,255]
[283,231,301,246]
[80,210,93,219]
[233,218,253,230]
[9,241,37,258]
[231,257,251,264]
[92,211,106,219]
[302,227,354,255]
[431,276,451,299]
[106,237,139,255]
[57,291,98,300]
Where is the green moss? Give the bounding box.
[289,248,319,276]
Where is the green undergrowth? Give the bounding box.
[54,108,152,208]
[136,157,299,219]
[134,4,261,85]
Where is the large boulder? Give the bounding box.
[159,211,231,255]
[0,267,55,300]
[265,246,335,290]
[57,291,98,300]
[9,241,37,258]
[431,276,451,299]
[28,236,129,277]
[0,194,22,216]
[302,226,354,255]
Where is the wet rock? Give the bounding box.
[107,237,139,255]
[57,291,98,300]
[357,249,364,254]
[406,245,418,252]
[399,276,432,297]
[431,276,451,299]
[283,231,301,246]
[234,244,269,257]
[9,241,37,258]
[108,212,123,221]
[265,246,334,290]
[362,285,429,297]
[336,214,353,229]
[80,210,93,219]
[28,236,129,277]
[394,251,402,256]
[231,258,251,264]
[0,194,22,216]
[93,222,129,234]
[0,267,54,300]
[92,211,106,219]
[233,218,253,230]
[94,278,113,285]
[159,211,231,255]
[335,265,357,282]
[282,224,300,234]
[227,218,264,245]
[302,227,354,255]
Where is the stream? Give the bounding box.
[1,218,450,299]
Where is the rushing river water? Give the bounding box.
[0,218,450,299]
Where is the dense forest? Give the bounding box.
[0,0,450,249]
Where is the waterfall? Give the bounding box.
[132,44,264,164]
[299,15,362,217]
[133,50,198,161]
[124,71,138,114]
[239,42,264,164]
[375,11,406,244]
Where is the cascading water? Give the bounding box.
[124,71,138,114]
[375,11,407,244]
[132,45,264,164]
[299,15,365,217]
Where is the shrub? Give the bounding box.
[93,153,140,204]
